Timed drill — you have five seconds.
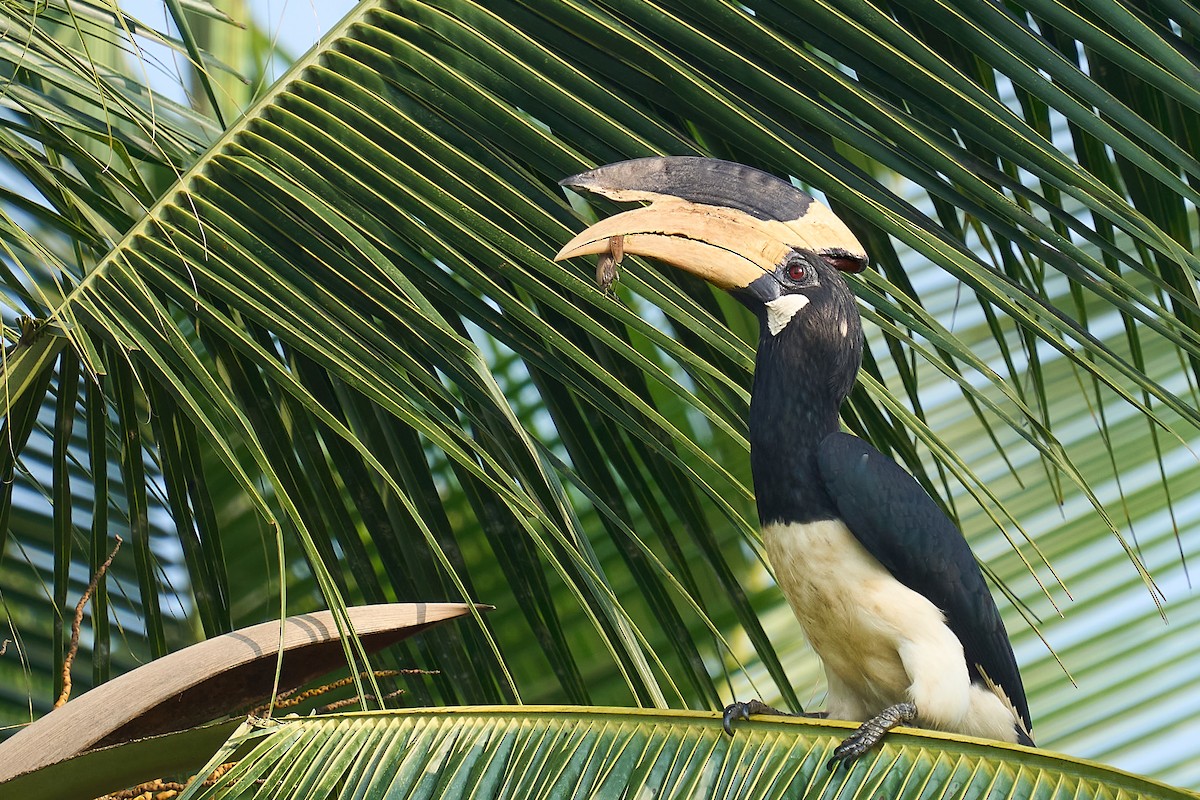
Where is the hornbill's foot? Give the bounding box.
[722,699,809,735]
[825,702,916,771]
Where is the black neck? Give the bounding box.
[743,271,863,526]
[748,332,843,525]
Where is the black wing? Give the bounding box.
[816,431,1032,733]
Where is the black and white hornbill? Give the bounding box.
[555,156,1034,768]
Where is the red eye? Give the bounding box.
[787,261,807,281]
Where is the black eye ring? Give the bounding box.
[821,252,868,273]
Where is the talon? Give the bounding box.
[721,701,751,736]
[825,702,916,771]
[722,698,796,736]
[825,734,866,772]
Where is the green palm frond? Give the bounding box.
[182,709,1198,800]
[10,709,1196,800]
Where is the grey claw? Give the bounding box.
[722,698,797,736]
[825,733,868,771]
[721,701,750,736]
[825,702,916,772]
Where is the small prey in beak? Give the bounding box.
[596,235,624,294]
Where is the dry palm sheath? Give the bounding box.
[556,157,1033,770]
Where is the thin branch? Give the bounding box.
[55,536,122,708]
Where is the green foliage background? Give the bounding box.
[0,0,1197,790]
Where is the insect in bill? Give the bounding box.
[596,235,624,294]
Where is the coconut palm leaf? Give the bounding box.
[1,0,1198,789]
[11,709,1195,800]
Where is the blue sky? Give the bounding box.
[123,0,356,101]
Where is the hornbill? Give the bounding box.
[555,157,1033,769]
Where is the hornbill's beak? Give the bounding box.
[553,157,868,288]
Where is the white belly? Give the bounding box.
[763,519,1021,742]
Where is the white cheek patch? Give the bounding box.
[765,294,810,336]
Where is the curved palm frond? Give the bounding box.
[8,709,1196,800]
[127,709,1200,800]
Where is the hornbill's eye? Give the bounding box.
[786,260,807,282]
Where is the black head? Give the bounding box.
[737,247,864,407]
